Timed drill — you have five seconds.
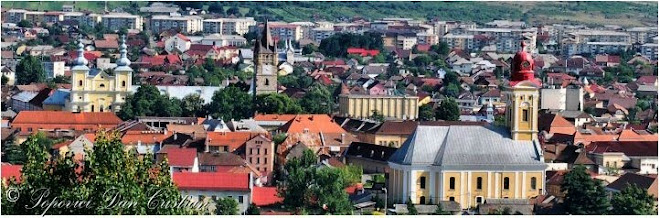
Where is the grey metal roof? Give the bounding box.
[389,125,546,171]
[11,91,38,102]
[42,89,70,106]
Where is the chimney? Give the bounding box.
[192,132,196,140]
[174,132,178,141]
[341,133,345,144]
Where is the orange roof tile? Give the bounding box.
[618,129,658,141]
[206,132,260,151]
[121,130,172,145]
[12,111,123,125]
[253,186,283,207]
[279,114,345,134]
[253,114,298,122]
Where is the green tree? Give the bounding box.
[17,20,33,28]
[443,83,460,97]
[406,198,418,215]
[610,184,657,215]
[15,55,46,85]
[370,110,385,122]
[302,44,318,55]
[278,149,318,209]
[246,203,260,215]
[562,165,610,215]
[436,98,460,121]
[314,168,353,215]
[181,93,206,117]
[338,164,362,186]
[418,104,435,121]
[206,85,254,120]
[215,197,239,215]
[299,85,333,114]
[118,85,183,120]
[2,131,197,215]
[255,93,302,114]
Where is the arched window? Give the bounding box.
[264,78,269,86]
[531,177,537,190]
[449,177,456,190]
[419,196,426,204]
[122,81,126,87]
[503,177,510,190]
[419,176,426,189]
[99,83,105,88]
[91,105,95,112]
[78,80,83,86]
[477,177,483,190]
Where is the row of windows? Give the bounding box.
[439,176,538,190]
[77,80,127,87]
[248,157,268,165]
[249,147,267,155]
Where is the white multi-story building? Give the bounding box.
[42,61,66,79]
[568,30,631,43]
[63,12,102,27]
[562,41,631,57]
[416,33,439,45]
[290,21,316,40]
[442,34,475,51]
[201,34,247,47]
[5,9,27,24]
[150,15,203,34]
[269,23,303,41]
[312,27,335,43]
[101,13,143,31]
[641,43,658,60]
[203,17,256,35]
[397,35,417,50]
[627,27,658,44]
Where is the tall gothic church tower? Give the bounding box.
[252,21,278,96]
[505,40,541,141]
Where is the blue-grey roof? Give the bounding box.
[42,89,70,106]
[389,125,546,171]
[11,91,38,102]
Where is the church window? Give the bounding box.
[78,80,83,86]
[503,177,510,190]
[477,177,483,190]
[99,84,105,88]
[531,177,537,190]
[449,177,456,190]
[122,81,126,87]
[419,196,426,204]
[420,176,426,189]
[522,109,529,122]
[449,197,455,202]
[264,78,269,86]
[91,105,95,112]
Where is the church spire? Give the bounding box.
[116,35,131,67]
[74,36,88,66]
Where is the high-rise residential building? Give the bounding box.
[203,17,256,35]
[101,13,143,31]
[150,15,203,34]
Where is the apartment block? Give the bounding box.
[627,27,658,44]
[568,30,631,43]
[150,15,203,34]
[416,33,439,45]
[269,23,303,41]
[101,13,143,31]
[442,34,475,51]
[203,17,256,35]
[312,27,335,43]
[641,43,658,60]
[5,9,27,23]
[63,12,102,27]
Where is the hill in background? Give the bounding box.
[2,1,657,27]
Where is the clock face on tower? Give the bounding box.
[521,61,530,69]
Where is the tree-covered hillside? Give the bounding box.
[2,1,657,27]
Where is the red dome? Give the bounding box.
[509,41,541,87]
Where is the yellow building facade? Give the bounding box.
[338,94,419,120]
[66,37,132,112]
[387,40,546,210]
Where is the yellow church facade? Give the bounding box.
[387,40,545,210]
[66,37,132,112]
[338,94,419,120]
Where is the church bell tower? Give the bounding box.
[505,40,541,141]
[252,20,278,97]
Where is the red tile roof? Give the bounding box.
[586,141,658,157]
[347,47,380,57]
[253,114,298,122]
[206,132,259,151]
[172,172,250,191]
[160,147,197,167]
[12,111,122,125]
[252,186,283,206]
[279,114,346,134]
[176,33,191,42]
[94,39,119,49]
[121,130,172,145]
[1,164,22,184]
